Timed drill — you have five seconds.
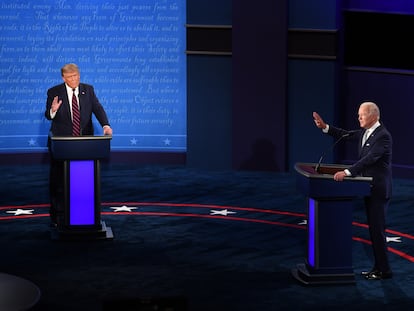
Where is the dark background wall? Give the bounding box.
[187,0,287,171]
[186,0,232,170]
[232,1,287,172]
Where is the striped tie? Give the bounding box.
[72,89,81,136]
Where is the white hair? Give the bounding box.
[360,101,380,119]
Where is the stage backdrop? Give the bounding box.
[0,0,186,153]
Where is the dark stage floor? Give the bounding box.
[1,163,414,310]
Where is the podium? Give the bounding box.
[291,162,372,285]
[50,135,113,240]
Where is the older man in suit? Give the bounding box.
[313,101,393,280]
[45,63,113,226]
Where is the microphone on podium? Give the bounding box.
[314,131,358,173]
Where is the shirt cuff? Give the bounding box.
[344,169,351,176]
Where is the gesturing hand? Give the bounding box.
[51,96,62,113]
[312,111,327,129]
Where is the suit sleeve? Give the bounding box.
[89,86,110,127]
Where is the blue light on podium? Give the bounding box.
[70,160,95,225]
[308,198,315,268]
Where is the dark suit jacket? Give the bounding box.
[45,83,110,137]
[328,125,392,199]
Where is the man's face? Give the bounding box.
[358,106,377,129]
[62,71,80,89]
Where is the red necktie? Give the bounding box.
[72,89,81,136]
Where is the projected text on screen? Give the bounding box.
[0,0,186,153]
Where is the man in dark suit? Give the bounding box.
[312,101,393,280]
[45,63,113,226]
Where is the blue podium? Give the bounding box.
[292,162,372,285]
[50,135,113,240]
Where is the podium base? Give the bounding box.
[51,221,114,241]
[292,263,355,286]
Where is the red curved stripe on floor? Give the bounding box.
[1,203,413,263]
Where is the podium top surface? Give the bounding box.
[50,135,112,141]
[295,162,372,182]
[294,162,372,198]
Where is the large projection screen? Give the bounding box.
[0,1,186,153]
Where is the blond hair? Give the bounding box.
[61,63,79,76]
